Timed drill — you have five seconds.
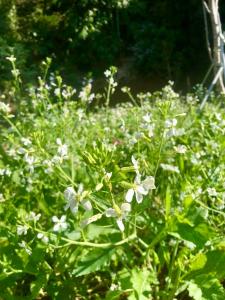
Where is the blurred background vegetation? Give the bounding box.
[0,0,225,92]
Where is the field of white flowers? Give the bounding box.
[1,58,225,299]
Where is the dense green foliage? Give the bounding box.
[1,0,225,88]
[1,60,225,299]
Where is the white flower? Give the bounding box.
[125,175,156,204]
[56,138,68,158]
[11,69,20,77]
[104,171,112,181]
[26,212,41,222]
[165,118,177,128]
[134,131,144,140]
[18,241,32,255]
[37,233,49,244]
[24,154,36,173]
[183,240,196,250]
[54,88,61,97]
[174,144,187,154]
[0,101,11,114]
[207,187,217,197]
[104,70,111,78]
[167,128,185,137]
[64,184,92,214]
[105,203,131,231]
[43,159,54,174]
[17,147,26,155]
[148,124,155,137]
[160,163,180,173]
[21,137,32,147]
[131,156,139,174]
[6,55,16,62]
[0,168,11,177]
[143,113,152,123]
[52,215,68,232]
[17,225,29,236]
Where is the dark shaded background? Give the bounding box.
[0,0,224,92]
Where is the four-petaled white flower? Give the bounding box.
[105,203,131,232]
[17,225,29,236]
[126,175,156,204]
[52,215,68,232]
[64,184,92,214]
[37,232,49,244]
[104,70,111,78]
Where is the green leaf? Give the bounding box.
[165,185,171,220]
[187,281,202,300]
[186,274,225,300]
[105,290,125,300]
[188,250,225,280]
[72,248,115,277]
[30,273,49,298]
[128,267,152,300]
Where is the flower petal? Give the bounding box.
[135,191,143,204]
[136,185,148,195]
[68,203,78,214]
[53,223,60,232]
[61,222,68,230]
[60,215,67,222]
[116,218,125,232]
[52,216,59,223]
[142,176,156,191]
[105,208,116,217]
[81,200,92,211]
[126,189,134,202]
[121,202,131,213]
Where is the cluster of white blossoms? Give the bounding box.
[165,118,185,138]
[105,156,156,232]
[52,138,68,164]
[78,83,95,104]
[0,167,12,177]
[0,101,11,114]
[140,113,155,138]
[104,68,118,90]
[207,187,217,197]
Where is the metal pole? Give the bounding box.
[200,66,223,110]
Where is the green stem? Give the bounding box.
[106,84,111,107]
[2,114,22,137]
[57,232,137,249]
[148,227,166,249]
[35,228,136,249]
[167,267,181,300]
[154,130,165,177]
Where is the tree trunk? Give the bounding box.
[207,0,225,93]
